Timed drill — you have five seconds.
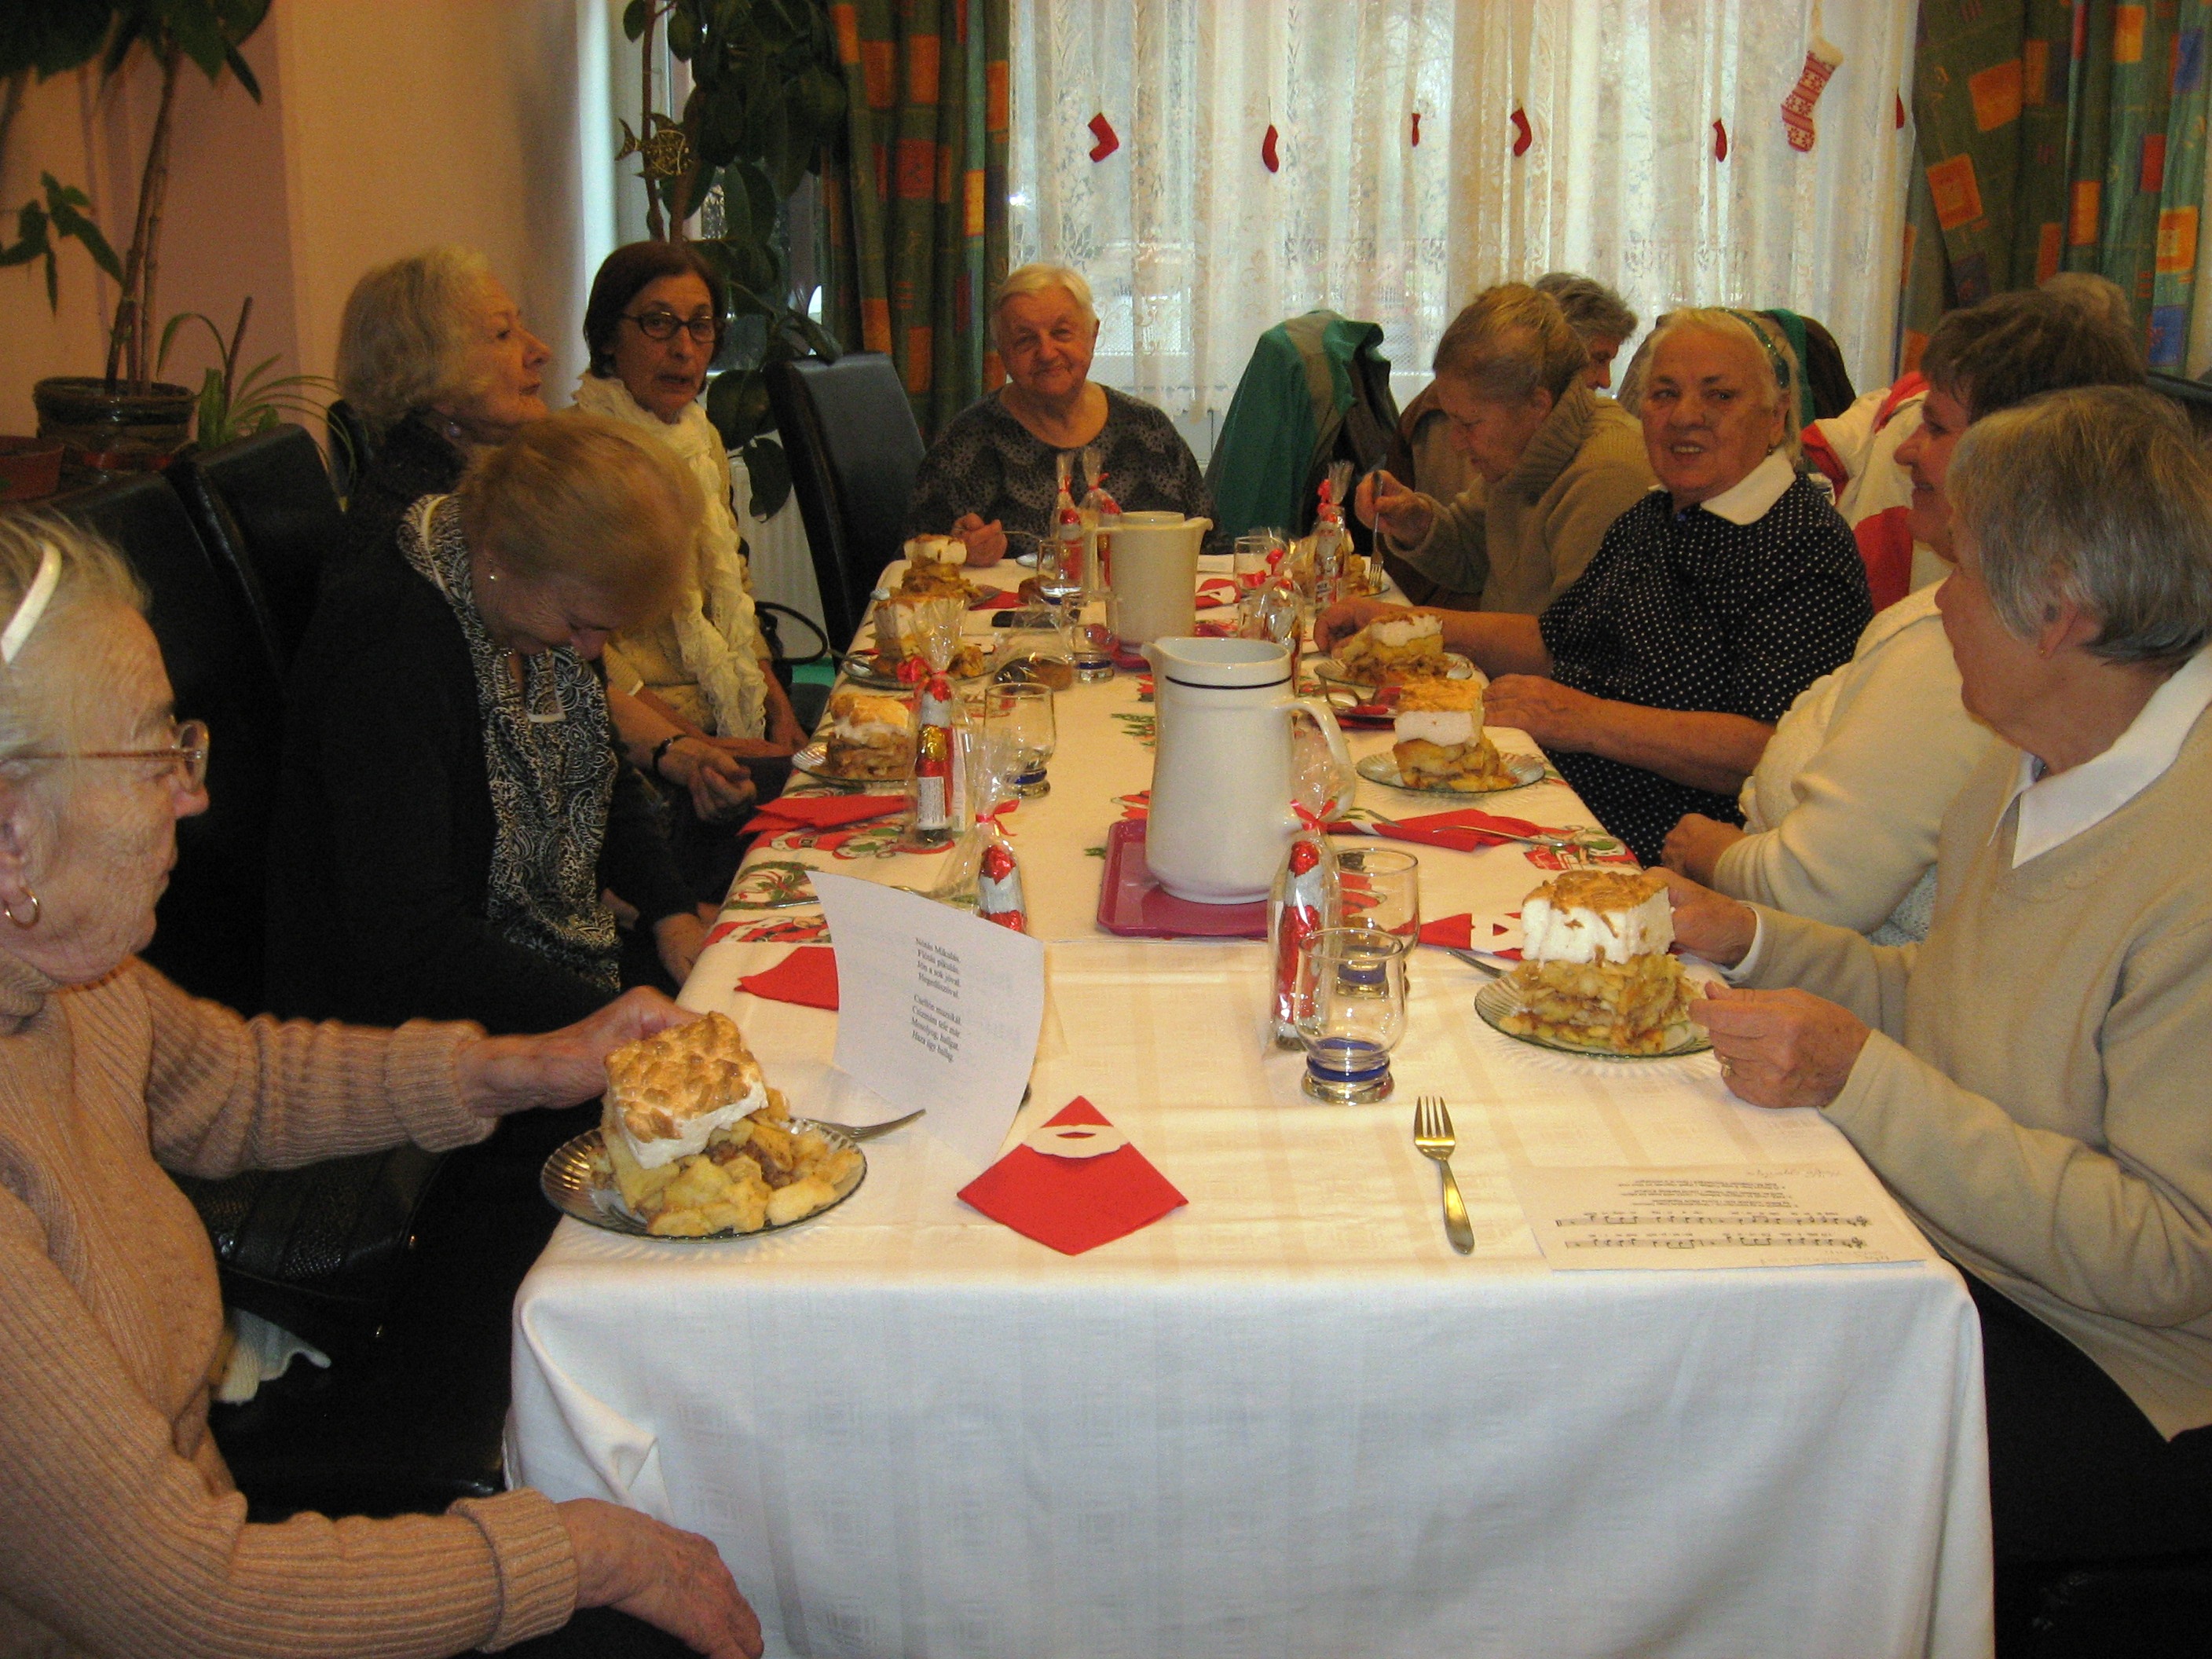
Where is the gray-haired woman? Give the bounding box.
[1356,282,1656,614]
[904,262,1211,565]
[334,246,552,580]
[0,517,762,1657]
[1665,385,2212,1573]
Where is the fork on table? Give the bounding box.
[1412,1095,1475,1255]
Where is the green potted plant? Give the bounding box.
[621,0,844,515]
[17,0,270,485]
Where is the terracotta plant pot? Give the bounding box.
[33,375,197,487]
[0,437,66,504]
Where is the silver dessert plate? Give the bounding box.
[541,1122,868,1240]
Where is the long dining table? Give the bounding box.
[507,558,1994,1658]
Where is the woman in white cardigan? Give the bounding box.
[1660,289,2143,939]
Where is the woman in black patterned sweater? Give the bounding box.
[1321,309,1870,864]
[906,263,1214,564]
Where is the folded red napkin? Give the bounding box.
[737,945,840,1009]
[1370,808,1551,853]
[972,588,1024,611]
[958,1097,1186,1255]
[743,793,906,834]
[1419,914,1473,949]
[1196,577,1240,608]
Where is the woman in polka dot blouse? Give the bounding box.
[1322,309,1870,865]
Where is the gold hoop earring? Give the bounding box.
[4,890,39,928]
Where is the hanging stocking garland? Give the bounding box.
[1895,91,1906,130]
[1262,123,1281,172]
[1410,111,1422,147]
[1780,8,1844,153]
[1509,105,1533,157]
[1088,112,1119,163]
[1712,118,1729,161]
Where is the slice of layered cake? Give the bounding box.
[1500,869,1693,1054]
[1392,679,1519,790]
[823,690,914,779]
[1336,611,1448,681]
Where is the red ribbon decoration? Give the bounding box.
[894,656,930,687]
[1712,118,1729,161]
[1510,106,1533,157]
[1089,112,1119,163]
[1410,111,1422,147]
[976,799,1020,835]
[1262,123,1280,172]
[1291,802,1329,835]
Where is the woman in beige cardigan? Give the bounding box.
[0,518,760,1656]
[1352,282,1656,615]
[1665,386,2212,1573]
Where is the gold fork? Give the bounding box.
[1413,1095,1474,1254]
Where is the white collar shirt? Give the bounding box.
[1686,449,1797,527]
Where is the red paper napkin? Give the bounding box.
[958,1097,1186,1255]
[1196,577,1240,608]
[743,794,906,834]
[1418,914,1522,960]
[1370,808,1552,853]
[737,945,840,1009]
[972,588,1024,611]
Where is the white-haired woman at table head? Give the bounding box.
[0,515,763,1659]
[1664,385,2212,1573]
[1323,308,1870,866]
[1658,288,2144,943]
[1353,283,1656,617]
[905,261,1213,566]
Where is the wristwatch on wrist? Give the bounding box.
[650,734,682,778]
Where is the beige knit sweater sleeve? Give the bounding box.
[0,1185,576,1657]
[133,964,501,1178]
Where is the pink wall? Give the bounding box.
[0,0,594,439]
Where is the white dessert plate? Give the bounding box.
[793,741,912,785]
[541,1122,867,1240]
[1472,975,1712,1060]
[1355,751,1545,795]
[1311,652,1482,694]
[837,643,998,690]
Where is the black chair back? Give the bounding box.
[767,353,926,643]
[169,423,344,674]
[325,399,374,502]
[61,474,286,1015]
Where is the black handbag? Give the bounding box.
[755,599,830,692]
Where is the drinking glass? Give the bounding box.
[1294,926,1412,1103]
[1234,532,1275,591]
[991,681,1057,797]
[1068,590,1118,681]
[1335,847,1421,941]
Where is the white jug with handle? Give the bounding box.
[1142,636,1354,903]
[1108,514,1209,645]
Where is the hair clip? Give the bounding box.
[1,544,62,665]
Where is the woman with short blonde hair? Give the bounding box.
[906,260,1211,564]
[0,514,762,1659]
[269,416,711,1036]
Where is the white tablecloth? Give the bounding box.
[509,565,1993,1658]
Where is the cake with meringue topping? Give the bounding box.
[822,690,913,778]
[1391,679,1518,790]
[1500,869,1693,1054]
[1336,611,1449,681]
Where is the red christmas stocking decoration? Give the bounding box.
[1410,111,1422,146]
[1089,112,1119,163]
[1712,119,1728,161]
[1262,123,1280,172]
[1781,33,1844,152]
[1510,105,1533,157]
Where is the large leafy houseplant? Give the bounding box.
[0,5,126,306]
[620,0,844,516]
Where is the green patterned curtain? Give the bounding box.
[822,0,1011,438]
[1908,0,2211,370]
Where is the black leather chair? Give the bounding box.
[169,423,345,674]
[767,353,926,643]
[61,474,286,1016]
[324,398,374,503]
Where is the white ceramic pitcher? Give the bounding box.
[1142,636,1354,903]
[1108,514,1209,645]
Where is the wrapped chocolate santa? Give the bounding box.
[1268,811,1342,1046]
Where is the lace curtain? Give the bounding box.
[1010,0,1918,443]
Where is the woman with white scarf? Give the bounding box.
[571,242,809,895]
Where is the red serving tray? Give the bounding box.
[1097,819,1269,939]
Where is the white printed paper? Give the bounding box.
[811,872,1047,1170]
[1508,1163,1925,1269]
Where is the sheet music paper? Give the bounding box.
[1509,1162,1926,1269]
[812,872,1046,1170]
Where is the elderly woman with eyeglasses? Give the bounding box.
[1663,386,2212,1577]
[334,247,554,583]
[0,517,763,1659]
[905,262,1213,566]
[568,240,809,895]
[1324,308,1871,865]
